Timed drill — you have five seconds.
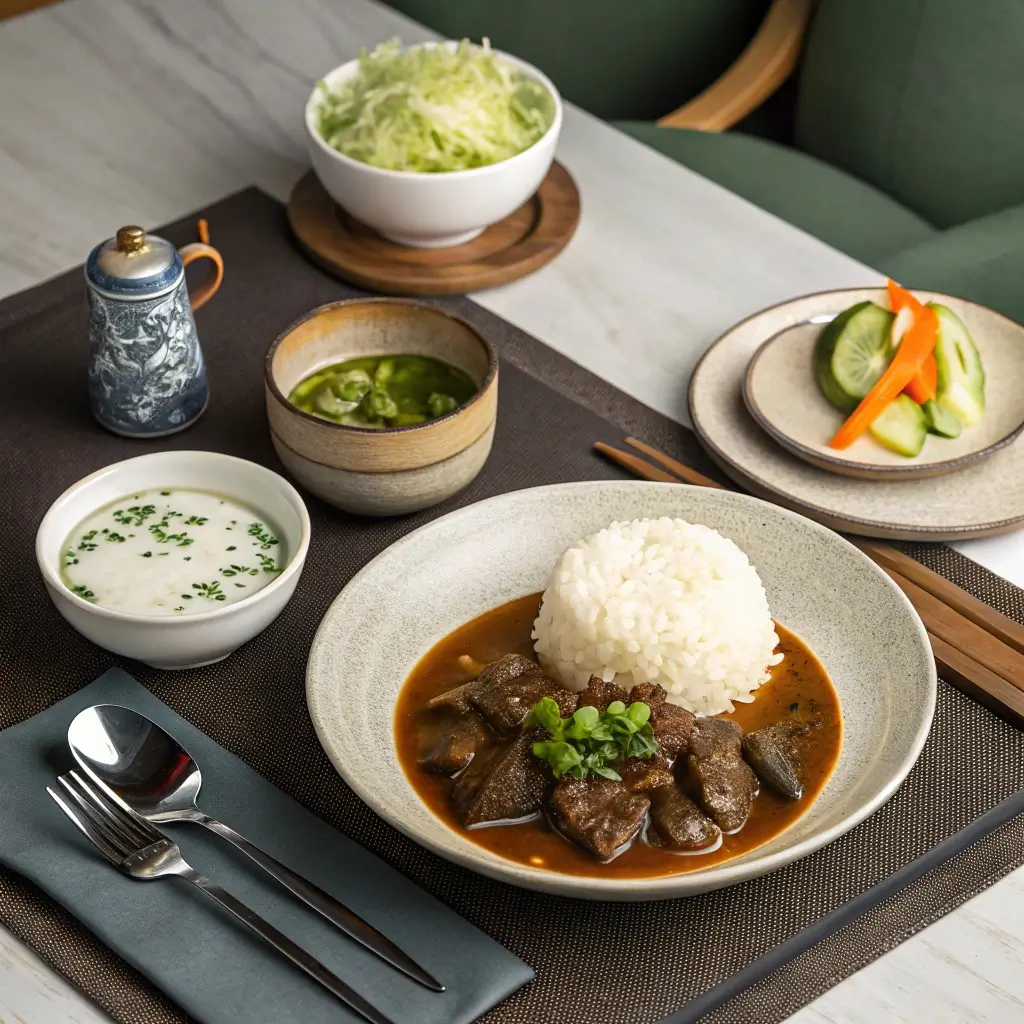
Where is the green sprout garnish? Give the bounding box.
[527,697,658,781]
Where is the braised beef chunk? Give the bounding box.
[743,722,809,800]
[628,682,668,707]
[687,716,757,832]
[476,653,538,689]
[426,653,537,713]
[425,679,476,713]
[549,683,579,717]
[688,716,743,760]
[452,730,549,827]
[620,755,675,792]
[550,776,650,860]
[649,702,695,760]
[417,712,491,775]
[577,677,628,712]
[470,671,576,732]
[647,787,721,852]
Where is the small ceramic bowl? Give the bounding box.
[304,43,562,248]
[35,451,310,670]
[742,290,1024,481]
[265,299,498,516]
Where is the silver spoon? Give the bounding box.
[67,704,443,992]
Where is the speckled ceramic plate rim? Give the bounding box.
[305,481,936,900]
[690,287,1024,539]
[741,317,1024,480]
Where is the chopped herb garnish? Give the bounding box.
[191,580,226,601]
[226,546,236,551]
[185,515,208,526]
[149,523,193,546]
[141,551,152,558]
[113,504,156,527]
[221,564,258,578]
[106,532,126,543]
[247,522,279,550]
[184,556,191,561]
[256,553,282,573]
[173,605,185,612]
[527,698,658,781]
[71,584,96,601]
[65,550,79,566]
[234,583,245,588]
[160,491,171,496]
[78,530,99,552]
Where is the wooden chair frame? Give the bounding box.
[657,0,814,131]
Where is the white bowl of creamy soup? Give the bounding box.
[36,451,310,669]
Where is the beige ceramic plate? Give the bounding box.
[742,295,1024,481]
[692,289,1024,539]
[306,481,935,901]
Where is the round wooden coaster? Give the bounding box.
[287,162,580,296]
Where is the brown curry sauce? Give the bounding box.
[395,594,842,879]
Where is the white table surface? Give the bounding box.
[1,2,1021,1022]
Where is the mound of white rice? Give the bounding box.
[532,518,782,716]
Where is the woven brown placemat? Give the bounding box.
[1,189,1021,1024]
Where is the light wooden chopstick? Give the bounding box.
[594,437,1024,728]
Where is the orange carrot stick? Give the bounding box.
[887,278,923,314]
[904,352,937,404]
[830,306,939,449]
[887,279,933,405]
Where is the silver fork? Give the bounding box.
[48,771,394,1024]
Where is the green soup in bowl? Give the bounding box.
[288,354,477,428]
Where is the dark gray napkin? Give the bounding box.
[0,668,533,1023]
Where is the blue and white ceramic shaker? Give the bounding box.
[85,223,223,437]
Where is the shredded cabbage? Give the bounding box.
[316,38,554,173]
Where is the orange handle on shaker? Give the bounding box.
[178,219,224,311]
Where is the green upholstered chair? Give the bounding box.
[384,0,772,121]
[615,0,1024,322]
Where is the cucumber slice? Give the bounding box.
[930,303,985,426]
[921,399,962,438]
[815,302,895,413]
[869,395,928,457]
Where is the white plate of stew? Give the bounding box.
[306,481,935,900]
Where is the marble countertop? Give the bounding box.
[0,1,1021,1022]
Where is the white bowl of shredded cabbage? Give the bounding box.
[304,39,562,248]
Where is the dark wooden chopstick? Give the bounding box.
[623,437,724,490]
[596,438,1024,727]
[928,633,1024,730]
[856,540,1024,655]
[594,442,679,484]
[880,569,1024,693]
[621,438,1024,657]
